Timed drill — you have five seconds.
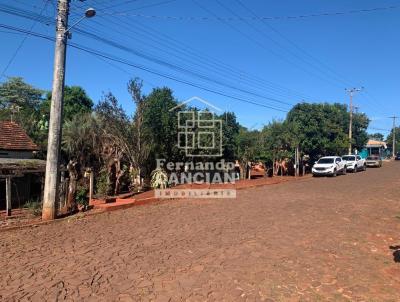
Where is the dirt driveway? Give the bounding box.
[1,162,400,301]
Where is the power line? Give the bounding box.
[234,0,355,89]
[106,5,399,19]
[0,23,289,113]
[71,1,323,101]
[192,0,353,90]
[0,0,50,79]
[368,127,391,132]
[100,0,141,11]
[100,14,312,100]
[80,15,297,105]
[0,3,301,107]
[102,0,178,13]
[97,0,396,112]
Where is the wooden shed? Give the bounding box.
[0,121,44,216]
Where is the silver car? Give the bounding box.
[365,156,382,168]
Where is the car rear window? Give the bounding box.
[342,156,355,161]
[367,156,379,160]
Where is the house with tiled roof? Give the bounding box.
[0,121,39,159]
[0,121,44,216]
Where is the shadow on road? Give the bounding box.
[389,245,400,262]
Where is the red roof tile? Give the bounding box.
[0,121,39,151]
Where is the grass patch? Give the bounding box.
[23,199,42,216]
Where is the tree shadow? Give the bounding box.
[389,245,400,263]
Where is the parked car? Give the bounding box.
[342,154,366,172]
[365,155,382,167]
[312,156,347,177]
[395,152,400,160]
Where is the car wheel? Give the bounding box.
[332,169,337,177]
[363,164,367,171]
[353,165,357,173]
[342,167,347,175]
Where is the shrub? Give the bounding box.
[96,170,109,197]
[76,185,89,206]
[150,168,169,189]
[23,199,42,216]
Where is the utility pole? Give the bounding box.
[345,87,363,154]
[42,0,70,221]
[42,2,95,221]
[389,116,398,158]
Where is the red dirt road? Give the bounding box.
[1,162,400,301]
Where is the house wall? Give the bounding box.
[0,150,34,159]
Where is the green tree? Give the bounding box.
[142,86,180,165]
[95,92,131,195]
[220,111,240,161]
[351,112,370,152]
[0,77,44,143]
[386,127,400,154]
[41,86,93,121]
[368,132,385,141]
[128,78,152,183]
[261,120,293,162]
[285,103,352,162]
[235,126,262,162]
[62,113,100,210]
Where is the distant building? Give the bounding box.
[364,139,388,158]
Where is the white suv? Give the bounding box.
[312,156,347,177]
[342,155,366,173]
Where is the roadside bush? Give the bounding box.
[96,170,109,197]
[23,199,42,216]
[76,185,89,206]
[150,168,169,189]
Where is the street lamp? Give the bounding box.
[85,8,96,18]
[42,2,96,221]
[66,8,96,34]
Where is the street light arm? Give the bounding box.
[65,8,96,33]
[65,15,86,33]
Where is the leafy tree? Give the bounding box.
[41,85,93,121]
[235,126,262,162]
[128,78,152,184]
[286,103,350,162]
[220,111,240,161]
[261,120,293,161]
[368,132,385,141]
[62,113,100,210]
[351,112,370,152]
[62,113,100,167]
[386,127,400,153]
[0,77,43,111]
[95,92,131,195]
[0,77,44,144]
[142,86,180,165]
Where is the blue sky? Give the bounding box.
[0,0,399,136]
